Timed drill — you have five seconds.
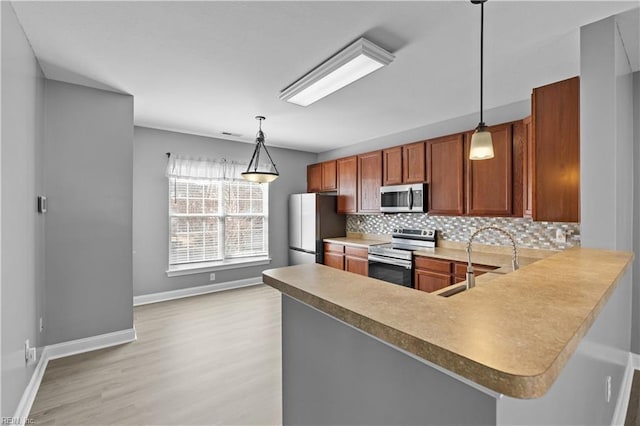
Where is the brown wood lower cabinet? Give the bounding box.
[415,270,451,293]
[414,256,452,293]
[414,255,498,293]
[324,243,368,276]
[345,246,369,276]
[324,243,345,270]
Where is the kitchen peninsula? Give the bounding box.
[263,248,633,425]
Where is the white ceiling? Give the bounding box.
[11,1,639,153]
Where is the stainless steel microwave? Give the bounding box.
[380,183,428,213]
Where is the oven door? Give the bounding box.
[367,254,413,288]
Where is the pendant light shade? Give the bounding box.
[469,0,494,160]
[242,116,279,183]
[470,123,494,160]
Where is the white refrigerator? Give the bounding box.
[288,193,346,265]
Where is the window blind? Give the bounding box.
[169,177,268,266]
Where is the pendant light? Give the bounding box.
[242,116,280,183]
[469,0,494,160]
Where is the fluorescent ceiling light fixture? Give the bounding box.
[280,37,395,107]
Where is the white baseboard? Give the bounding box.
[12,348,49,426]
[46,327,137,360]
[13,327,137,426]
[133,276,263,306]
[611,352,640,426]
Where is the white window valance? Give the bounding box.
[165,155,248,181]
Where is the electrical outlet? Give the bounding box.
[606,376,612,403]
[27,347,36,363]
[24,339,37,364]
[39,317,44,332]
[209,273,216,281]
[555,228,567,243]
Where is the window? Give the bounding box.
[168,177,269,269]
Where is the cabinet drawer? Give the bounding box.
[414,256,452,274]
[324,242,345,253]
[345,246,368,259]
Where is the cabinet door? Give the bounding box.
[511,120,524,218]
[321,160,337,192]
[465,123,513,216]
[357,151,382,213]
[382,146,403,186]
[427,134,464,215]
[324,252,344,270]
[522,116,533,217]
[307,163,322,193]
[345,256,368,276]
[403,141,426,183]
[337,156,358,214]
[532,76,580,222]
[414,270,451,293]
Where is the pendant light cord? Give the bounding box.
[480,1,484,125]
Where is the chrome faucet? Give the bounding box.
[466,226,519,289]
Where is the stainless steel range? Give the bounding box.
[367,228,436,288]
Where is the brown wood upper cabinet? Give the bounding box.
[403,141,426,183]
[307,163,322,193]
[307,160,337,193]
[337,156,358,214]
[522,116,533,217]
[382,142,425,186]
[321,160,337,192]
[466,123,514,216]
[427,134,464,215]
[530,76,580,222]
[357,151,383,213]
[382,146,403,185]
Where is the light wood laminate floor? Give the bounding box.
[29,285,282,426]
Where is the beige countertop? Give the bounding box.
[323,236,388,248]
[262,248,633,399]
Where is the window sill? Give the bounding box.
[166,256,272,277]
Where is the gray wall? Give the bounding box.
[317,99,530,161]
[43,80,133,345]
[634,71,640,354]
[282,296,497,426]
[580,16,634,251]
[133,127,316,296]
[580,11,636,374]
[0,2,45,417]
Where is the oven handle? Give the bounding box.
[368,254,412,269]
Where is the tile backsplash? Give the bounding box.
[347,214,580,251]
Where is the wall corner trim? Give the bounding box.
[133,276,263,306]
[611,352,640,426]
[12,327,137,425]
